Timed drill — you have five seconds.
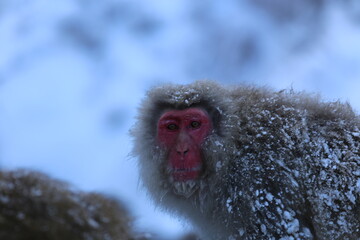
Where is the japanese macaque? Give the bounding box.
[0,169,134,240]
[132,81,360,240]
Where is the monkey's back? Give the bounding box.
[221,86,360,239]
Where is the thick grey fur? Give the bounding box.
[132,81,360,240]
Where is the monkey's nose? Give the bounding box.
[176,132,190,156]
[177,149,189,156]
[176,143,189,156]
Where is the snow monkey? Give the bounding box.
[132,81,360,240]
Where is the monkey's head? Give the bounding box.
[132,81,233,200]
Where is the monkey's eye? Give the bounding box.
[190,121,201,128]
[167,124,178,130]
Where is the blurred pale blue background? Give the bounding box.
[1,0,360,238]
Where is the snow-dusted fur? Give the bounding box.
[132,81,360,240]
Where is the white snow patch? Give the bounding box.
[356,179,360,192]
[286,219,299,234]
[260,224,267,234]
[216,161,222,171]
[321,158,331,168]
[352,132,359,137]
[214,140,223,147]
[88,218,100,229]
[226,198,233,213]
[283,211,292,220]
[266,193,274,202]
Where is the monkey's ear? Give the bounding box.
[208,106,222,124]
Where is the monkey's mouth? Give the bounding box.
[170,166,202,182]
[172,180,199,198]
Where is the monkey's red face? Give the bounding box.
[157,108,212,182]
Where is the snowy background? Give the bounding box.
[1,0,360,238]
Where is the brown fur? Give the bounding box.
[0,169,134,240]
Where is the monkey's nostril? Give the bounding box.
[177,149,189,155]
